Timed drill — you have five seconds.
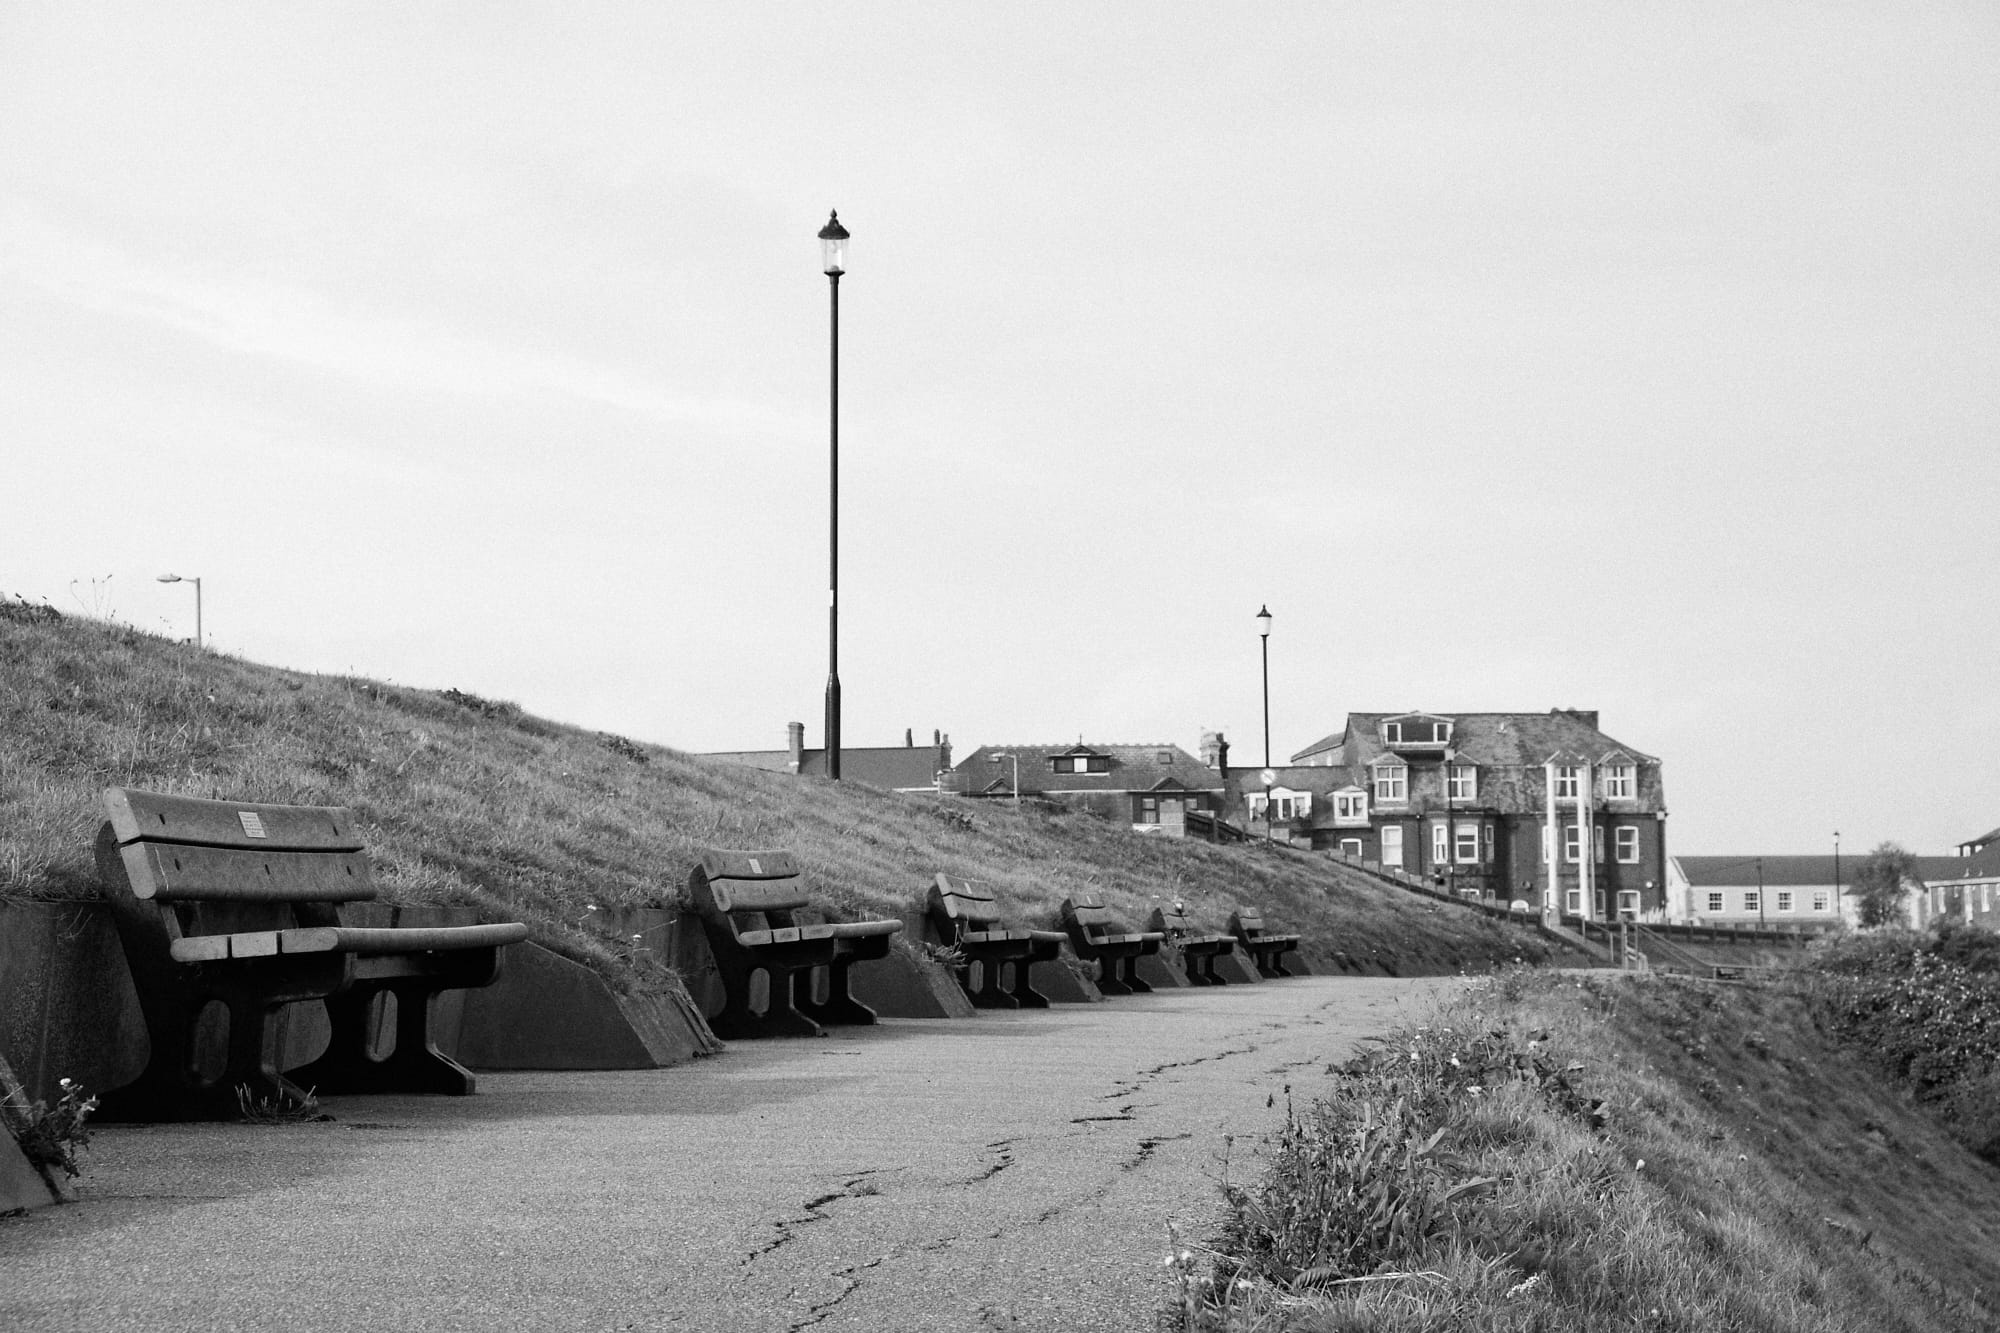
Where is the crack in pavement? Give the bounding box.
[745,1172,887,1265]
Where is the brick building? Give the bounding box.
[1291,709,1669,920]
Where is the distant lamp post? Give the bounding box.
[1833,831,1842,907]
[1260,768,1278,844]
[818,210,850,779]
[991,752,1020,806]
[1255,605,1273,769]
[156,574,202,648]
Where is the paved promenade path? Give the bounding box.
[2,975,1461,1332]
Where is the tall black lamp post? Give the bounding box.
[819,211,849,779]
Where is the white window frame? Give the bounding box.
[1553,766,1580,800]
[1617,889,1641,918]
[1432,822,1449,865]
[1453,821,1479,864]
[1340,837,1363,858]
[1372,762,1407,803]
[1565,888,1582,914]
[1563,824,1582,863]
[1335,791,1367,821]
[1813,890,1830,912]
[1447,764,1476,802]
[1744,890,1761,914]
[1706,891,1724,913]
[1615,826,1639,863]
[1776,890,1794,913]
[1604,764,1636,800]
[1380,825,1405,868]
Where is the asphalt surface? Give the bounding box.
[0,975,1460,1332]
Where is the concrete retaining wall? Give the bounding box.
[0,898,719,1110]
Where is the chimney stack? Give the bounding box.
[1200,730,1230,778]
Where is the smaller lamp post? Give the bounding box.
[156,574,202,648]
[1255,605,1272,769]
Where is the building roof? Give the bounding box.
[704,744,948,790]
[796,747,947,788]
[953,742,1222,796]
[1294,710,1656,772]
[1677,854,1967,887]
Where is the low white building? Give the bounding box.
[1669,853,1962,929]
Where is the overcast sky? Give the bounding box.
[6,3,1996,856]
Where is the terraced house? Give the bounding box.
[1290,709,1669,920]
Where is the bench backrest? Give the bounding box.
[927,874,1002,936]
[1149,903,1197,936]
[95,787,378,954]
[688,848,809,937]
[1062,893,1125,939]
[1231,906,1268,937]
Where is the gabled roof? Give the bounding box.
[955,742,1222,795]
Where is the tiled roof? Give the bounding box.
[796,747,947,788]
[704,745,946,790]
[1678,854,1968,887]
[954,743,1222,795]
[1292,711,1657,775]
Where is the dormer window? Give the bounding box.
[1052,751,1110,774]
[1381,714,1454,751]
[1552,765,1580,800]
[1333,788,1369,825]
[1603,763,1636,800]
[1447,764,1477,802]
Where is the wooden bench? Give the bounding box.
[1059,894,1164,996]
[925,874,1067,1009]
[687,848,902,1038]
[1229,906,1302,978]
[94,787,529,1120]
[1145,902,1237,986]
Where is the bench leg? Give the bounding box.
[965,957,1019,1009]
[709,965,825,1039]
[209,996,316,1116]
[1005,959,1051,1009]
[1188,950,1227,986]
[795,959,879,1027]
[289,985,479,1097]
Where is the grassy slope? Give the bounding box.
[0,612,1571,988]
[1191,970,2000,1331]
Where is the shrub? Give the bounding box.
[8,1077,99,1178]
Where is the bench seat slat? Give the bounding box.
[825,920,901,940]
[293,923,530,955]
[167,923,527,963]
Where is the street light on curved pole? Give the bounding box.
[156,573,202,649]
[819,210,849,779]
[991,752,1020,806]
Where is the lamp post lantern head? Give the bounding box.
[1255,604,1272,638]
[157,574,183,584]
[818,211,849,276]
